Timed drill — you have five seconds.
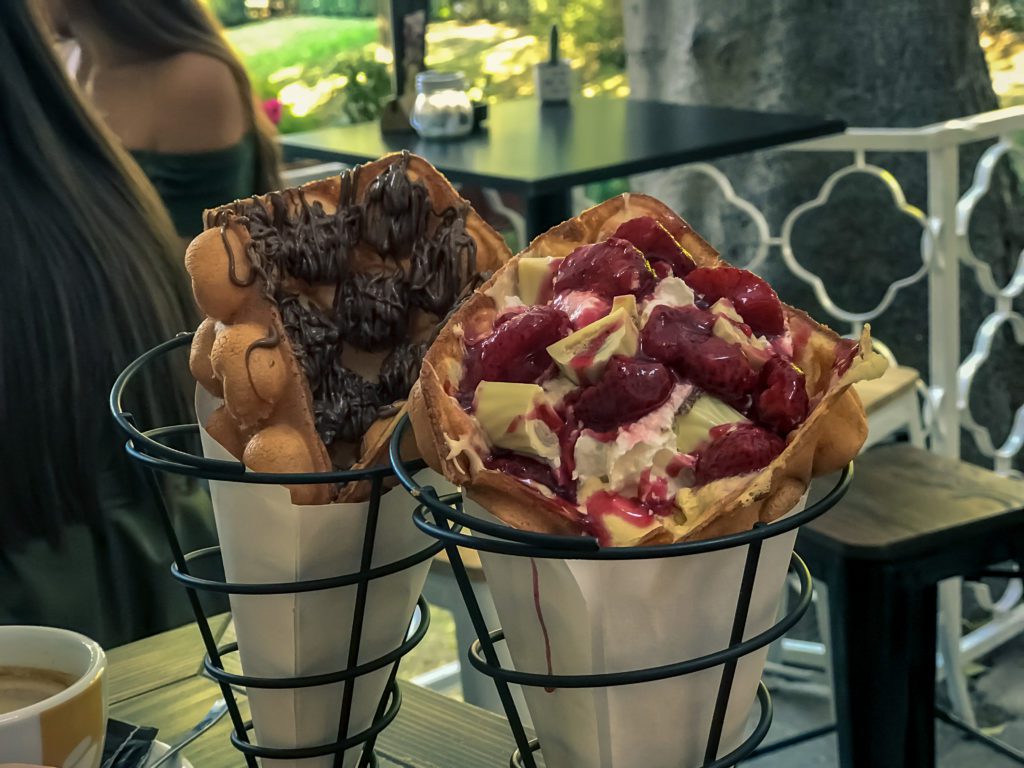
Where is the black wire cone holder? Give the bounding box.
[389,414,851,768]
[110,334,445,767]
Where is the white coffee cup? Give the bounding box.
[0,626,108,768]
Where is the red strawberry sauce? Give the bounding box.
[583,491,655,546]
[531,559,556,692]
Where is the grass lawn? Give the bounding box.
[227,16,377,99]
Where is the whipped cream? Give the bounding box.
[640,277,695,325]
[573,383,693,502]
[485,266,522,313]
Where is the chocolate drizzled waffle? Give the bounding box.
[186,152,510,503]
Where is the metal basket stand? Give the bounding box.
[389,414,851,768]
[110,334,443,768]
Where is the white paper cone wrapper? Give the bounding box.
[196,388,447,768]
[471,495,807,768]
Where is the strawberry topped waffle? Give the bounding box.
[410,194,887,545]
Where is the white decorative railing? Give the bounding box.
[784,108,1024,477]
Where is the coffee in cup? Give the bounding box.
[0,666,78,715]
[0,627,107,768]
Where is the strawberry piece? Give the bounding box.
[695,424,785,484]
[486,454,563,495]
[651,261,674,279]
[640,305,758,406]
[553,237,656,299]
[613,217,695,277]
[756,357,810,434]
[553,290,612,330]
[461,306,572,395]
[574,356,674,432]
[487,455,553,485]
[640,304,716,361]
[556,420,581,488]
[486,453,581,503]
[685,267,785,337]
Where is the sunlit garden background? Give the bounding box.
[198,0,1024,158]
[203,0,626,135]
[980,0,1024,109]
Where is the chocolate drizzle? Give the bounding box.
[337,270,411,350]
[244,325,281,403]
[217,152,479,464]
[315,366,382,445]
[409,206,478,315]
[362,160,431,257]
[380,341,429,404]
[429,270,493,345]
[221,224,257,287]
[278,294,341,384]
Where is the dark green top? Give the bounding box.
[0,472,220,648]
[131,133,257,239]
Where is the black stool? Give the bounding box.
[797,444,1024,768]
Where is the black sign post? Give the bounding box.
[380,0,429,133]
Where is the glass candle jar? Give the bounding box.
[411,71,473,139]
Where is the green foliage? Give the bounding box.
[228,16,377,92]
[982,0,1024,32]
[206,0,249,27]
[425,18,627,108]
[226,17,386,133]
[206,0,376,22]
[296,0,377,17]
[313,57,392,128]
[425,0,626,106]
[437,0,531,25]
[430,0,454,20]
[585,177,631,203]
[428,0,622,50]
[530,0,624,69]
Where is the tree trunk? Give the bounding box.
[623,0,1024,466]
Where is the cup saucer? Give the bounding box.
[144,741,195,768]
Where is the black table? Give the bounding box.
[280,97,844,238]
[798,444,1024,768]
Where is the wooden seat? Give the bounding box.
[854,364,922,448]
[854,364,919,414]
[806,444,1024,558]
[430,546,486,582]
[798,444,1024,767]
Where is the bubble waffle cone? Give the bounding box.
[186,152,510,503]
[409,193,887,544]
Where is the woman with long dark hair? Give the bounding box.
[41,0,281,240]
[1,0,216,646]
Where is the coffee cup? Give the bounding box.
[0,626,107,768]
